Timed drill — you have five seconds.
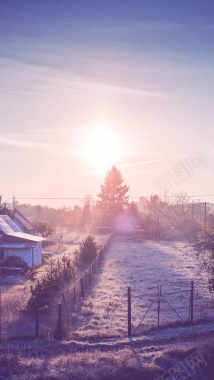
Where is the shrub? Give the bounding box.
[27,256,76,311]
[1,255,29,272]
[78,235,97,266]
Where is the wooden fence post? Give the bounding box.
[89,265,92,285]
[0,290,1,342]
[128,287,131,337]
[81,278,84,299]
[56,303,62,340]
[84,271,87,290]
[157,284,161,328]
[190,281,194,325]
[35,298,39,338]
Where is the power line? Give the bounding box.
[3,197,89,200]
[2,195,214,201]
[2,195,214,199]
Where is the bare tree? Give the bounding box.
[146,195,167,239]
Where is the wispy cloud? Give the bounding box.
[97,22,186,35]
[0,135,56,151]
[0,56,169,99]
[118,155,186,169]
[78,79,169,98]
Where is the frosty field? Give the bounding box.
[71,237,214,338]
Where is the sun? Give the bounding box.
[80,124,124,171]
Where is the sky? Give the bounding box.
[1,0,214,207]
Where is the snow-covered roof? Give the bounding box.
[0,215,22,233]
[5,232,45,242]
[12,208,34,231]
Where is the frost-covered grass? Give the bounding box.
[0,337,213,380]
[0,233,112,340]
[70,238,214,338]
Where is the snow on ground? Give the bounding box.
[71,238,214,338]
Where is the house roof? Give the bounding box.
[5,232,45,242]
[0,241,37,249]
[0,215,22,234]
[12,208,34,231]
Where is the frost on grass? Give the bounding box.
[70,238,214,338]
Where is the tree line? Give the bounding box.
[0,166,213,240]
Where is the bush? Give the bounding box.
[76,235,97,266]
[27,256,76,311]
[1,256,29,272]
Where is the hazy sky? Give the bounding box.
[1,0,214,206]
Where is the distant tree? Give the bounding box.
[147,195,166,223]
[34,221,55,237]
[81,195,93,230]
[91,204,103,227]
[141,214,158,239]
[97,166,129,224]
[126,201,141,230]
[166,193,192,227]
[0,202,11,216]
[194,226,214,292]
[147,195,167,239]
[166,193,202,240]
[73,205,82,230]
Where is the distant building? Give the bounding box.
[0,215,44,267]
[11,208,35,234]
[137,196,148,214]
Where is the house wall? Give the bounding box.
[4,242,43,267]
[4,248,33,266]
[32,242,42,267]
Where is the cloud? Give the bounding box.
[97,22,186,35]
[0,135,56,151]
[118,155,186,169]
[0,56,169,99]
[78,79,168,98]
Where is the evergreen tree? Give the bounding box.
[81,195,93,230]
[0,202,11,216]
[97,166,129,221]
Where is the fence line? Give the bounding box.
[131,279,214,337]
[0,234,113,341]
[1,234,214,341]
[54,234,113,339]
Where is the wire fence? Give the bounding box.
[0,235,113,341]
[131,279,214,336]
[1,236,214,341]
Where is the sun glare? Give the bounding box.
[81,124,124,171]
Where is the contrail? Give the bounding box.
[118,155,186,169]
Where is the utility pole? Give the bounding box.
[204,202,207,227]
[12,196,16,210]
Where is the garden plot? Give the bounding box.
[70,238,214,338]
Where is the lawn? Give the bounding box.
[70,237,214,339]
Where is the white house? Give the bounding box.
[0,215,45,267]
